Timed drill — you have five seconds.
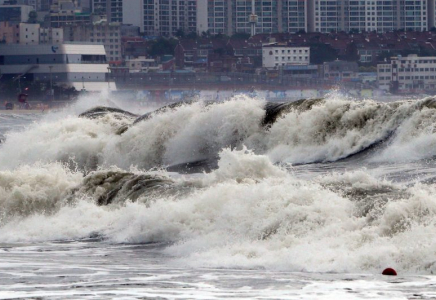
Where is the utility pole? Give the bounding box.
[107,66,110,89]
[49,65,53,101]
[249,0,258,37]
[18,76,22,93]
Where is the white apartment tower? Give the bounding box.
[233,0,279,34]
[87,1,435,36]
[282,0,308,33]
[308,0,428,33]
[141,0,197,37]
[204,0,307,35]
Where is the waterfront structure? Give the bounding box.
[0,43,114,91]
[262,44,310,69]
[378,54,436,92]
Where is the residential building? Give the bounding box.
[141,0,197,37]
[121,0,142,31]
[91,0,107,15]
[0,21,20,43]
[49,5,93,28]
[262,44,310,69]
[1,21,63,44]
[122,37,149,59]
[1,0,38,9]
[39,27,63,44]
[282,0,308,33]
[91,0,122,22]
[232,0,279,35]
[19,22,39,44]
[174,38,227,68]
[120,24,139,37]
[205,0,231,35]
[108,0,122,22]
[378,54,436,92]
[323,60,359,81]
[64,21,122,62]
[125,56,158,72]
[40,0,53,11]
[196,0,208,35]
[205,0,307,36]
[0,5,33,24]
[308,0,428,33]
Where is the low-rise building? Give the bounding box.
[262,44,310,69]
[323,60,359,82]
[125,56,157,73]
[40,27,63,44]
[378,54,436,93]
[19,22,39,44]
[1,21,64,45]
[0,21,20,43]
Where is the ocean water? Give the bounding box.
[1,92,436,299]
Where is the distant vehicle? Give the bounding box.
[5,102,13,110]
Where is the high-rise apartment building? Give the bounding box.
[91,0,122,22]
[205,0,307,35]
[54,1,436,37]
[282,0,308,33]
[233,0,279,34]
[205,0,230,35]
[308,0,428,33]
[141,0,197,37]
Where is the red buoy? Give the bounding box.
[382,268,397,276]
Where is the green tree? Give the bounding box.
[231,32,251,40]
[343,42,360,61]
[28,11,38,23]
[147,38,178,57]
[309,42,339,64]
[174,28,185,38]
[186,31,198,39]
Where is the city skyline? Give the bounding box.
[1,1,436,36]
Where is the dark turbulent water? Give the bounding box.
[2,93,436,298]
